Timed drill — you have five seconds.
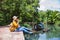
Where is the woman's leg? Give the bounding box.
[22,28,33,34]
[14,27,21,32]
[18,27,33,34]
[21,26,31,31]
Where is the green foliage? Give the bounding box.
[23,23,31,27]
[0,0,60,26]
[0,0,39,26]
[38,10,60,24]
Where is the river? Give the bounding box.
[25,25,60,40]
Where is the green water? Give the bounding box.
[25,24,60,40]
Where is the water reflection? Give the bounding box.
[25,33,40,40]
[38,33,47,40]
[25,33,60,40]
[49,38,60,40]
[25,25,60,40]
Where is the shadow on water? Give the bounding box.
[25,25,60,40]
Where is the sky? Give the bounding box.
[38,0,60,11]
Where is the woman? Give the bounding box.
[9,16,33,34]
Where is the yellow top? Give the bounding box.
[9,21,18,32]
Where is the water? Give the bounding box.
[25,25,60,40]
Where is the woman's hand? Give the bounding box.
[15,19,19,23]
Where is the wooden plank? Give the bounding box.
[0,27,25,40]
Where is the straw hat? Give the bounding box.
[12,16,18,20]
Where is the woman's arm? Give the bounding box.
[17,19,20,27]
